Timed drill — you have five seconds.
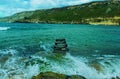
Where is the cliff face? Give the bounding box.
[0,1,120,25]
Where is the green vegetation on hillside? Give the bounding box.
[0,0,120,25]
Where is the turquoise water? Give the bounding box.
[0,23,120,79]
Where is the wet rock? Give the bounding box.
[53,39,69,54]
[0,56,9,64]
[111,76,120,79]
[69,75,86,79]
[89,61,103,72]
[32,72,66,79]
[31,72,86,79]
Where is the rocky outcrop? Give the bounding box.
[53,39,69,54]
[111,77,120,79]
[31,72,86,79]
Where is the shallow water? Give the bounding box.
[0,23,120,79]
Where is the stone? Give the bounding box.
[53,39,69,54]
[31,72,86,79]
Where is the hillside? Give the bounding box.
[0,0,120,25]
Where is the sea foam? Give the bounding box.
[0,50,120,79]
[0,27,10,31]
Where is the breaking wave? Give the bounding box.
[0,27,10,31]
[0,46,120,79]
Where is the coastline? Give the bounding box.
[11,21,120,26]
[11,16,120,26]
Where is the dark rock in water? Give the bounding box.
[31,72,86,79]
[56,39,65,41]
[111,76,120,79]
[53,39,69,54]
[70,75,86,79]
[0,56,9,64]
[89,61,103,72]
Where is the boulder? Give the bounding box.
[31,72,86,79]
[111,76,120,79]
[53,39,69,54]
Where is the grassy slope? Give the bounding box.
[0,1,120,25]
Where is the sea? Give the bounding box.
[0,22,120,79]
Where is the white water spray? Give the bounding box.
[0,27,10,31]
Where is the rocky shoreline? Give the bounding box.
[12,16,120,26]
[13,19,120,26]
